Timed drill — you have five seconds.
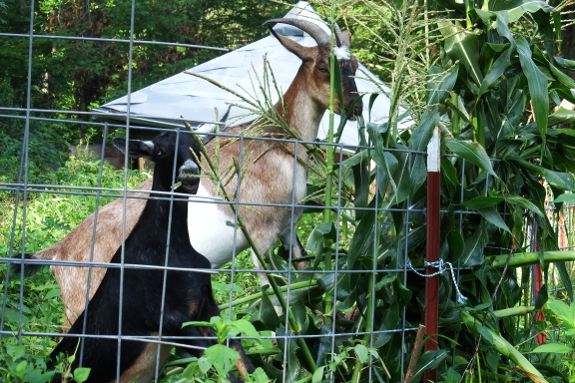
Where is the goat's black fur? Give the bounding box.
[46,131,252,383]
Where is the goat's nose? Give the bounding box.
[179,159,200,176]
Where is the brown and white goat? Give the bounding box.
[22,18,363,328]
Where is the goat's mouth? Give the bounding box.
[342,99,363,121]
[177,177,200,195]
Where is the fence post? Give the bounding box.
[424,126,441,383]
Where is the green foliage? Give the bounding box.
[176,314,270,383]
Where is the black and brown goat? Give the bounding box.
[23,17,363,327]
[46,130,253,383]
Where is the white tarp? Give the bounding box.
[95,1,407,147]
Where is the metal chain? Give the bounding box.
[407,259,468,305]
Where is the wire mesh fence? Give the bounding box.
[4,1,575,383]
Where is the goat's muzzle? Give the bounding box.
[348,97,363,121]
[177,159,200,194]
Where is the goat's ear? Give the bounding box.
[269,27,315,61]
[112,138,154,158]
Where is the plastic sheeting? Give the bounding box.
[94,1,407,147]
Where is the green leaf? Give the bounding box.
[72,367,91,383]
[510,156,575,190]
[312,366,325,383]
[45,288,61,300]
[440,157,459,187]
[547,298,575,327]
[6,345,26,360]
[555,56,575,70]
[476,325,494,345]
[553,193,575,204]
[461,226,487,266]
[410,350,448,383]
[438,22,483,85]
[445,140,497,178]
[354,344,369,364]
[198,356,211,374]
[504,0,557,23]
[478,45,512,97]
[204,344,240,377]
[231,319,261,340]
[531,343,573,354]
[4,308,28,325]
[391,151,412,205]
[427,65,459,106]
[411,110,439,152]
[251,367,272,383]
[548,107,575,126]
[503,195,545,217]
[410,154,427,194]
[516,37,549,146]
[478,207,511,233]
[555,262,574,302]
[540,168,575,190]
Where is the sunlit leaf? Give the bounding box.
[503,195,545,217]
[438,22,483,85]
[553,193,575,204]
[548,107,575,126]
[72,368,91,383]
[501,0,557,23]
[547,298,575,327]
[531,343,573,354]
[445,140,497,178]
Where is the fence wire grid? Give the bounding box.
[2,1,575,383]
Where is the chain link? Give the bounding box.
[407,259,468,305]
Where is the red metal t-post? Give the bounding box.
[424,127,440,383]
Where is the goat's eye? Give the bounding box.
[318,67,328,73]
[156,150,163,156]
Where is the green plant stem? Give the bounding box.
[464,0,473,28]
[493,306,535,318]
[352,273,375,382]
[472,107,485,148]
[350,358,362,383]
[323,8,338,327]
[451,93,460,139]
[461,310,548,383]
[216,280,318,310]
[487,251,575,268]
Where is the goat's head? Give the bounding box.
[113,131,201,194]
[264,18,363,119]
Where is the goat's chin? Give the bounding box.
[178,184,199,195]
